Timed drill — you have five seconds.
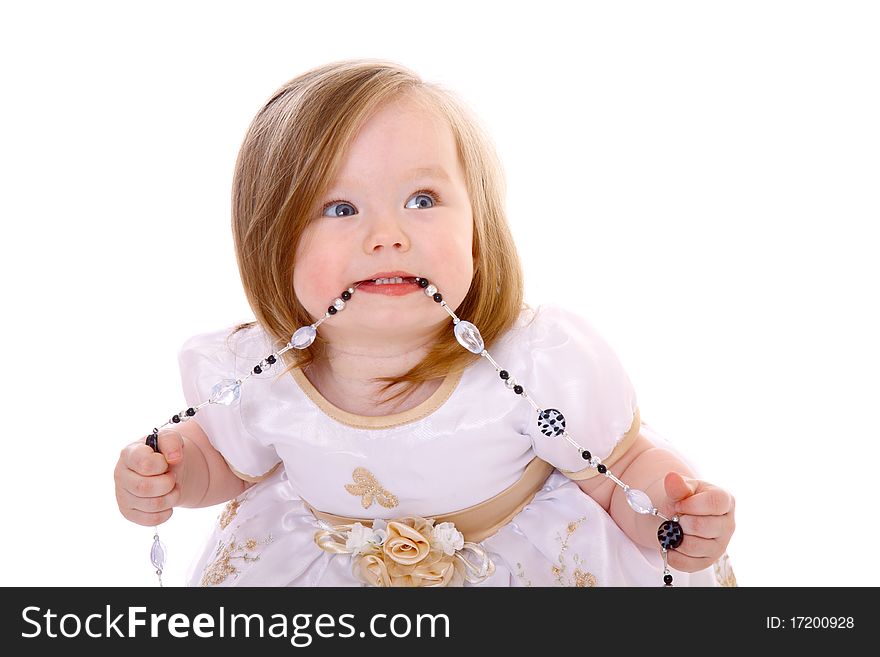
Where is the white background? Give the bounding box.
[2,0,877,587]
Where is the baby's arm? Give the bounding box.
[115,420,254,527]
[173,419,256,507]
[575,432,735,573]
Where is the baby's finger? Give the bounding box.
[674,487,732,516]
[666,549,716,574]
[676,513,731,539]
[126,443,171,476]
[156,429,184,464]
[674,534,718,559]
[120,468,176,499]
[122,507,175,528]
[122,486,181,515]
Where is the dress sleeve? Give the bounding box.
[521,304,641,480]
[177,327,282,482]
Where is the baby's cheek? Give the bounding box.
[437,246,474,300]
[293,261,338,314]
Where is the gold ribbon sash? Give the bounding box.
[303,456,555,544]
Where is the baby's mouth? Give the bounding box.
[356,276,422,286]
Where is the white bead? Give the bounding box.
[334,298,345,310]
[424,284,437,296]
[209,379,241,406]
[150,535,166,571]
[625,488,654,515]
[454,321,484,353]
[291,325,317,349]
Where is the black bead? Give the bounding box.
[433,293,442,302]
[664,574,673,584]
[513,384,523,394]
[145,433,158,452]
[267,355,276,364]
[500,370,509,380]
[328,306,337,315]
[537,408,567,437]
[185,407,195,416]
[172,414,180,423]
[253,365,262,374]
[597,464,607,474]
[657,520,684,550]
[341,291,351,300]
[581,450,591,461]
[418,278,429,288]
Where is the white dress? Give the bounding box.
[177,303,736,587]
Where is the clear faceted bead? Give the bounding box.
[333,298,345,311]
[454,320,484,353]
[625,488,654,515]
[151,535,166,571]
[424,284,438,296]
[291,325,317,349]
[210,379,241,406]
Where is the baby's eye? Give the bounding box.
[321,189,440,218]
[404,191,438,210]
[322,201,356,218]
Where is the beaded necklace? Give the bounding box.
[145,276,683,586]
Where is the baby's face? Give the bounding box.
[293,97,474,340]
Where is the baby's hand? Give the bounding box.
[114,430,185,526]
[662,472,735,573]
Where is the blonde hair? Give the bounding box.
[229,58,527,406]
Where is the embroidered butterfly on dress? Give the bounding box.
[344,467,399,510]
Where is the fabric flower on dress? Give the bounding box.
[431,522,465,556]
[344,521,388,555]
[314,515,494,587]
[353,553,392,587]
[383,517,433,565]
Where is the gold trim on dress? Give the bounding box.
[344,467,399,510]
[558,408,642,481]
[713,552,738,587]
[219,499,240,530]
[199,534,274,586]
[289,366,465,429]
[304,456,555,544]
[550,516,599,587]
[228,459,282,484]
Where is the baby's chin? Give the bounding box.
[314,304,446,333]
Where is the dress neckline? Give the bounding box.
[289,366,466,430]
